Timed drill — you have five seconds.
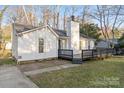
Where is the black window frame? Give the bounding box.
[39,38,44,53]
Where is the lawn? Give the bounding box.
[0,58,16,66]
[0,49,16,66]
[29,56,124,88]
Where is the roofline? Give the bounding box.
[47,25,59,38]
[15,23,95,40]
[59,36,70,39]
[17,25,59,38]
[80,36,96,40]
[17,26,44,34]
[13,23,34,27]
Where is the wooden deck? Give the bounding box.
[58,48,116,64]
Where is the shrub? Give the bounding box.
[118,40,124,48]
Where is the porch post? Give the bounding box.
[58,39,61,49]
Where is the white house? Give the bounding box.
[12,17,96,62]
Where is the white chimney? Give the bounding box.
[67,16,80,54]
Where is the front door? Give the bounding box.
[58,39,66,49]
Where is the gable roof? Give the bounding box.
[14,23,37,33]
[14,23,68,38]
[13,23,95,39]
[14,24,58,38]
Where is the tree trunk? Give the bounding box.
[111,6,121,40]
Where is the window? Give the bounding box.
[39,38,44,53]
[80,40,86,49]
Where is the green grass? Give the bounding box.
[29,56,124,88]
[0,58,16,66]
[0,49,15,66]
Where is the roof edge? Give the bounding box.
[17,25,59,38]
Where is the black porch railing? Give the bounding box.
[58,48,120,64]
[82,48,116,61]
[58,49,73,60]
[82,49,95,60]
[115,48,124,55]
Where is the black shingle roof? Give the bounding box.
[80,34,95,39]
[52,28,67,37]
[14,23,37,33]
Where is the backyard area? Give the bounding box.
[0,55,124,88]
[28,56,124,88]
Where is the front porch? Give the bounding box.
[58,37,69,50]
[58,48,116,64]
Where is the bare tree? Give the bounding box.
[0,6,8,50]
[63,7,69,30]
[97,5,108,40]
[81,6,90,26]
[70,6,79,16]
[90,5,123,41]
[51,5,61,29]
[111,6,121,39]
[9,6,37,26]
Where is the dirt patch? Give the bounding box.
[18,59,71,72]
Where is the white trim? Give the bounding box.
[59,36,70,39]
[47,25,59,38]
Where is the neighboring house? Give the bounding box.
[96,39,118,48]
[12,17,96,62]
[96,40,110,48]
[109,39,118,45]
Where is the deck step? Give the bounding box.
[72,58,83,64]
